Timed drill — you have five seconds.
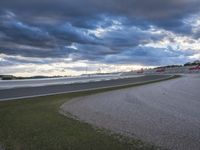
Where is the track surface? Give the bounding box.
[61,75,200,150]
[0,75,170,101]
[0,75,122,90]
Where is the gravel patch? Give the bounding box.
[61,74,200,150]
[0,145,4,150]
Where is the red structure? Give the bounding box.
[189,65,200,71]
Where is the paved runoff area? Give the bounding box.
[61,74,200,150]
[0,75,170,101]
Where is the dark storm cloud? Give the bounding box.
[0,0,200,67]
[50,23,99,45]
[99,26,164,50]
[0,12,54,48]
[104,46,195,65]
[0,11,99,58]
[1,0,199,29]
[0,10,165,60]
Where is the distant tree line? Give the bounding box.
[184,60,200,66]
[155,60,200,69]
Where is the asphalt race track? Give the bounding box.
[0,75,171,101]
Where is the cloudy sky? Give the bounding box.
[0,0,200,76]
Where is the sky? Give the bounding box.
[0,0,200,76]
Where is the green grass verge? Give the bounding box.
[0,75,180,150]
